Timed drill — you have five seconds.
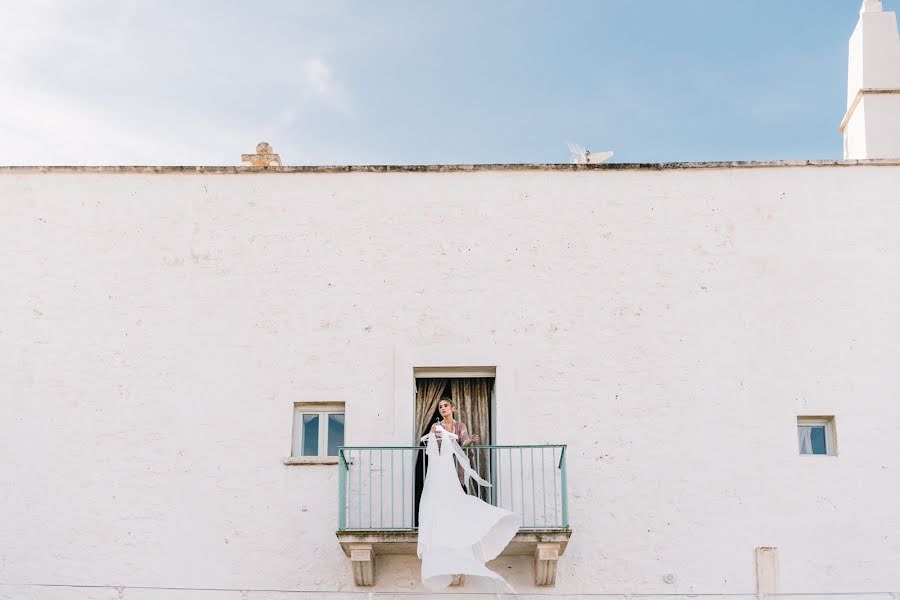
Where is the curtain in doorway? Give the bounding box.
[450,378,492,499]
[415,378,448,439]
[449,378,491,446]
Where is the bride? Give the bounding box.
[416,406,519,591]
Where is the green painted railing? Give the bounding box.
[337,444,568,531]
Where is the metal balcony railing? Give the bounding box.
[337,444,568,531]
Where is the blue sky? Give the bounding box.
[0,1,879,165]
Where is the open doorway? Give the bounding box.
[413,374,495,524]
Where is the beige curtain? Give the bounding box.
[450,378,493,498]
[415,378,448,439]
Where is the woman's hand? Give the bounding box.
[470,434,480,444]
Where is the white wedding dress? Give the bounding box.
[417,426,519,591]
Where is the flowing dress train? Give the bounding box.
[416,426,519,591]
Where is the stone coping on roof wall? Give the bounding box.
[1,159,900,175]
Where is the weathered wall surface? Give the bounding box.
[2,165,899,598]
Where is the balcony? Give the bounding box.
[335,444,571,587]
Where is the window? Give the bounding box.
[292,403,345,458]
[797,416,836,456]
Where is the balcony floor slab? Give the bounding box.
[336,528,571,587]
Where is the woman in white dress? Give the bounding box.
[417,398,519,591]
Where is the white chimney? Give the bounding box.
[840,0,900,159]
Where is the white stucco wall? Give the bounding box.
[2,164,900,599]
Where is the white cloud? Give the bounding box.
[304,58,335,98]
[0,80,251,165]
[298,57,353,115]
[0,1,354,165]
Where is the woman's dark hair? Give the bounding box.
[440,394,453,405]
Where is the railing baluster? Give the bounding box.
[491,447,496,506]
[530,447,536,527]
[489,447,494,506]
[519,447,525,528]
[401,448,406,528]
[357,450,362,529]
[560,445,569,528]
[390,450,395,528]
[379,450,384,528]
[508,448,514,516]
[338,449,346,530]
[541,447,546,527]
[552,446,559,527]
[475,447,481,499]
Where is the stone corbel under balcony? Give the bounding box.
[336,529,572,587]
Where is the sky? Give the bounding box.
[0,1,881,166]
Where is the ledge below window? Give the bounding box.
[336,528,571,587]
[283,456,339,465]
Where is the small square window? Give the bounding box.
[797,416,836,456]
[292,403,345,458]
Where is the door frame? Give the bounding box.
[392,343,516,446]
[412,366,496,443]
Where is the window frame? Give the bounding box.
[289,402,345,462]
[797,416,837,456]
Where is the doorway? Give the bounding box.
[413,373,495,524]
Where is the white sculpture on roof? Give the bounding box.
[566,141,614,164]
